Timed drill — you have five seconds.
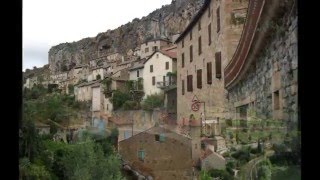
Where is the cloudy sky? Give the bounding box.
[23,0,172,71]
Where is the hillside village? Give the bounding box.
[22,0,299,179]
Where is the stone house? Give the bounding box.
[24,76,38,89]
[35,122,50,135]
[50,72,68,84]
[88,67,106,82]
[175,0,248,125]
[142,50,177,98]
[200,143,226,171]
[140,38,173,59]
[74,80,100,101]
[119,126,195,179]
[224,0,298,128]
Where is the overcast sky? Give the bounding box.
[23,0,172,71]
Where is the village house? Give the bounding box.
[50,72,68,84]
[133,47,141,57]
[119,126,195,179]
[74,80,100,101]
[223,0,298,128]
[24,76,38,89]
[107,52,123,61]
[88,66,107,82]
[175,0,248,126]
[35,122,50,135]
[200,141,226,171]
[140,38,173,59]
[142,50,177,98]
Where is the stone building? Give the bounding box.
[74,80,100,101]
[119,126,195,179]
[224,0,298,129]
[175,0,248,125]
[140,38,173,59]
[142,50,177,98]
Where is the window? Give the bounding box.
[190,45,193,62]
[207,62,212,84]
[182,53,185,68]
[208,6,211,17]
[145,47,149,53]
[152,46,158,51]
[197,69,202,89]
[156,54,159,58]
[182,39,184,48]
[137,70,139,77]
[198,20,201,31]
[138,150,144,161]
[217,7,221,33]
[166,62,169,70]
[182,80,185,95]
[155,134,160,141]
[208,23,212,45]
[274,91,280,110]
[198,36,202,55]
[163,76,166,85]
[187,75,193,92]
[150,65,153,72]
[215,52,222,78]
[190,30,192,40]
[152,76,155,86]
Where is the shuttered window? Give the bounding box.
[182,39,184,48]
[198,36,202,55]
[152,76,155,85]
[187,75,193,92]
[197,69,202,89]
[138,150,144,161]
[217,7,220,33]
[207,62,212,84]
[208,23,212,45]
[190,30,192,40]
[182,53,185,68]
[166,62,169,70]
[150,65,153,72]
[190,45,193,62]
[182,80,185,95]
[215,52,222,79]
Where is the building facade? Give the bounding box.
[143,50,177,98]
[175,0,248,125]
[140,38,173,59]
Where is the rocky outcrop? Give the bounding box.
[48,0,204,74]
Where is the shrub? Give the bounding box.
[122,100,140,110]
[207,169,234,180]
[110,90,131,110]
[141,93,164,111]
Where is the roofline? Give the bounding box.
[143,50,175,65]
[175,0,211,43]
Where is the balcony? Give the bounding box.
[156,80,176,89]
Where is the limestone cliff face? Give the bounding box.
[48,0,204,74]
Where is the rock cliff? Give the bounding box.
[48,0,204,73]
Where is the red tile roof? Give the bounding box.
[160,50,177,59]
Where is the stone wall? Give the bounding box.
[227,15,298,128]
[119,126,193,179]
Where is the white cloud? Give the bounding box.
[23,0,172,71]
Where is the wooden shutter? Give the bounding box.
[190,45,193,62]
[198,36,202,55]
[182,39,184,48]
[153,76,156,85]
[166,62,169,70]
[217,7,220,33]
[150,65,153,72]
[215,52,222,78]
[208,23,212,45]
[190,31,192,40]
[182,53,185,68]
[182,80,185,95]
[137,70,139,77]
[197,69,202,89]
[207,62,212,84]
[163,76,166,86]
[187,75,193,92]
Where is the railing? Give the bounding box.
[156,81,176,88]
[224,0,265,88]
